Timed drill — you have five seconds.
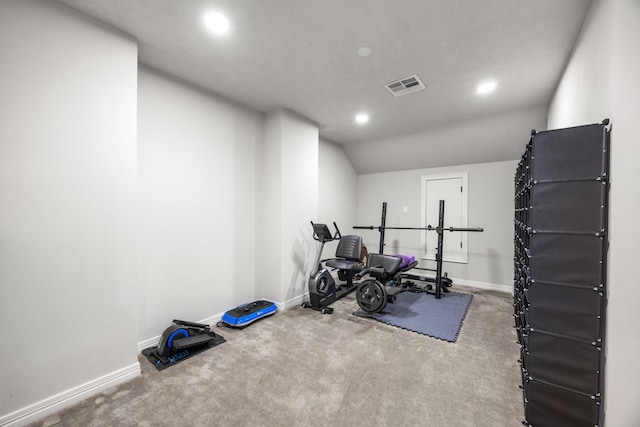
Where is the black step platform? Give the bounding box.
[142,320,225,371]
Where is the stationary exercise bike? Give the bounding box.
[302,222,364,314]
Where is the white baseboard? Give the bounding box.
[278,293,307,311]
[137,334,162,353]
[450,277,512,294]
[0,363,140,427]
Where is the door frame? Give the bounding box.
[420,172,469,263]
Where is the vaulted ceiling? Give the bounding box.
[58,0,593,172]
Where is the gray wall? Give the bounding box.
[279,112,319,302]
[547,0,640,423]
[357,160,518,289]
[318,138,358,257]
[0,0,139,419]
[258,110,319,306]
[256,109,283,303]
[137,66,263,343]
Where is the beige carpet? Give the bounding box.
[31,286,523,427]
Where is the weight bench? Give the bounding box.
[355,253,418,313]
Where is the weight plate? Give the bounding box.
[356,279,387,313]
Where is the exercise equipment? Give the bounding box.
[302,221,363,314]
[142,319,225,370]
[219,300,277,328]
[355,253,417,312]
[354,200,483,299]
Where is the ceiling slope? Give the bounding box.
[57,0,593,171]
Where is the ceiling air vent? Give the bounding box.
[385,74,426,97]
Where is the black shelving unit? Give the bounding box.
[514,121,610,427]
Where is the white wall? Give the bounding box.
[317,138,358,256]
[257,111,283,302]
[259,110,319,304]
[548,0,640,424]
[137,67,263,342]
[280,113,319,301]
[548,1,612,126]
[0,0,139,422]
[357,160,517,290]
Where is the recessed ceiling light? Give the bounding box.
[357,47,372,57]
[477,81,498,94]
[203,11,230,35]
[355,113,369,124]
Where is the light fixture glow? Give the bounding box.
[203,11,230,35]
[355,113,369,124]
[357,47,372,57]
[476,81,498,94]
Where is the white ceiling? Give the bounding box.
[58,0,592,171]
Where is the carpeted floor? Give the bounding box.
[30,286,523,427]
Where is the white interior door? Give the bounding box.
[421,173,468,263]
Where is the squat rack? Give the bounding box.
[353,200,483,298]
